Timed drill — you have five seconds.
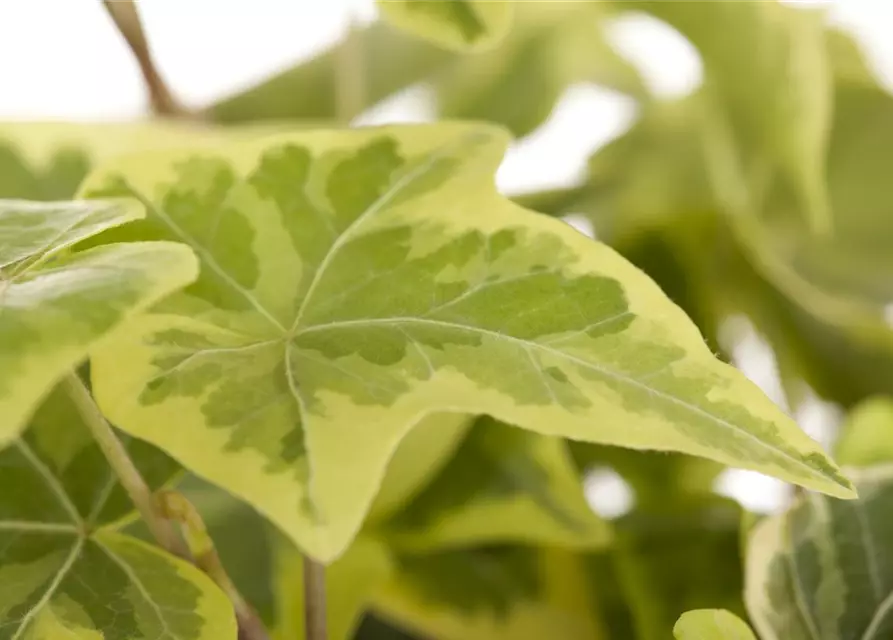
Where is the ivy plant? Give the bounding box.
[2,1,891,639]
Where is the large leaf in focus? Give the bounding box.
[381,416,609,551]
[639,1,832,231]
[0,199,198,446]
[368,413,474,523]
[835,398,893,467]
[608,497,746,640]
[374,545,604,640]
[377,0,512,52]
[436,2,646,137]
[81,123,852,562]
[275,536,393,640]
[674,610,757,640]
[745,464,893,640]
[0,384,235,639]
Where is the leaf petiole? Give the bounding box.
[62,373,187,557]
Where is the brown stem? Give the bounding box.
[102,0,189,117]
[304,556,328,640]
[157,491,269,640]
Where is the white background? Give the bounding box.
[4,0,886,517]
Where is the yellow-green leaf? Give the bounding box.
[835,397,893,467]
[208,22,452,125]
[0,121,252,200]
[274,536,393,640]
[0,383,235,639]
[368,413,474,523]
[674,610,757,640]
[638,1,832,232]
[81,123,852,563]
[0,199,198,446]
[377,0,513,52]
[434,1,646,137]
[374,545,603,640]
[607,497,746,640]
[745,464,893,640]
[381,416,610,551]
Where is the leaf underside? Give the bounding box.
[746,464,893,640]
[0,384,235,640]
[382,416,610,552]
[80,122,851,561]
[374,545,601,640]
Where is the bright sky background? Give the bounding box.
[3,0,887,516]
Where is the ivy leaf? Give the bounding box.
[0,199,198,446]
[834,398,893,467]
[368,413,474,523]
[208,21,452,125]
[0,384,236,639]
[434,2,646,137]
[607,497,746,639]
[145,475,280,627]
[381,416,610,551]
[745,464,893,640]
[81,123,853,562]
[638,1,832,232]
[674,610,757,640]
[0,122,242,200]
[377,0,513,52]
[374,545,604,640]
[275,536,394,640]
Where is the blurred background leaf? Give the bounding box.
[376,0,514,52]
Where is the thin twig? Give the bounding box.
[62,374,188,558]
[304,556,328,640]
[102,0,190,117]
[157,491,270,640]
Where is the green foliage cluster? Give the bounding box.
[2,2,892,639]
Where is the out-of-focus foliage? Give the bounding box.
[5,0,893,638]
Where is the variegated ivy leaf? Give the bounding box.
[0,121,252,200]
[81,123,852,562]
[0,383,236,639]
[674,610,757,640]
[381,416,610,551]
[377,0,513,52]
[745,464,893,640]
[0,199,198,446]
[373,545,603,640]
